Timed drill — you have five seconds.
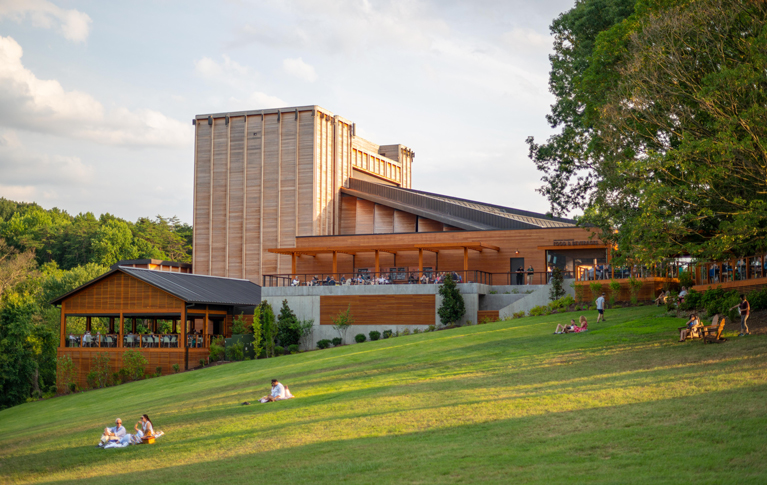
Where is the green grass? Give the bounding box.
[1,306,766,484]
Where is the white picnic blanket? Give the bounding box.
[103,431,164,448]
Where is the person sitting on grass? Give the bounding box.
[655,290,667,307]
[131,414,154,443]
[572,316,588,333]
[555,319,577,334]
[97,418,126,447]
[678,313,702,342]
[259,379,295,403]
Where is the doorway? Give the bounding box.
[510,257,525,285]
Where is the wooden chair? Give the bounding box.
[678,318,705,341]
[703,315,727,344]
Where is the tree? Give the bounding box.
[438,274,465,326]
[252,305,263,359]
[549,267,566,301]
[0,294,37,409]
[332,305,354,344]
[259,301,277,358]
[231,313,249,335]
[276,299,301,347]
[298,319,314,350]
[0,239,37,300]
[530,0,767,263]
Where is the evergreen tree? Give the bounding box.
[549,267,566,301]
[252,305,262,359]
[438,274,465,326]
[259,301,277,358]
[276,299,300,347]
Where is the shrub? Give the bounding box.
[111,372,121,386]
[317,339,332,349]
[489,290,498,294]
[331,337,343,347]
[287,344,299,354]
[679,270,695,289]
[589,281,603,301]
[56,355,76,394]
[428,325,436,332]
[401,328,411,335]
[369,330,381,341]
[666,291,678,313]
[231,312,250,335]
[528,305,549,317]
[628,277,643,305]
[172,363,180,373]
[258,348,267,358]
[86,370,98,389]
[122,349,148,381]
[298,319,314,350]
[252,306,263,360]
[332,305,355,344]
[88,353,111,389]
[413,328,421,334]
[274,345,284,356]
[259,301,277,358]
[383,329,393,339]
[512,311,525,319]
[355,333,366,343]
[438,274,466,326]
[549,295,576,311]
[209,336,226,362]
[199,359,205,367]
[549,267,566,301]
[609,280,622,306]
[155,366,162,376]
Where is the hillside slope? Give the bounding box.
[1,306,766,484]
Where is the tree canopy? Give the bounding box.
[528,0,767,263]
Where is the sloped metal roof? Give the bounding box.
[345,178,576,231]
[51,267,261,306]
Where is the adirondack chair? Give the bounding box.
[678,316,707,341]
[703,315,727,344]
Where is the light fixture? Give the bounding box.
[515,250,520,254]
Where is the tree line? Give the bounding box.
[0,197,193,409]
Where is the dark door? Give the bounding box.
[510,257,525,285]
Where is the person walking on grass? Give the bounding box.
[596,292,606,323]
[730,294,750,336]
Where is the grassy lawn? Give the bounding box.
[1,306,766,484]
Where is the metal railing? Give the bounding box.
[65,333,217,349]
[261,270,565,287]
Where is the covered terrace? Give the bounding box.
[52,267,261,381]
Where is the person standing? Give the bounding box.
[730,294,750,336]
[526,265,534,285]
[516,266,524,286]
[596,292,606,323]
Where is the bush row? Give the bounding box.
[682,285,767,322]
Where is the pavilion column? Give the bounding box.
[204,306,209,348]
[182,305,188,370]
[375,250,380,276]
[86,316,92,332]
[118,312,124,348]
[59,305,66,349]
[464,247,469,282]
[172,320,177,334]
[418,249,423,279]
[292,253,297,276]
[332,251,338,275]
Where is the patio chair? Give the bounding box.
[703,315,727,344]
[170,335,178,348]
[161,336,169,348]
[126,335,134,348]
[153,335,159,348]
[106,336,114,348]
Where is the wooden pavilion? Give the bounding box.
[52,266,261,387]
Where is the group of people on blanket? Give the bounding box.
[97,414,162,448]
[96,380,293,448]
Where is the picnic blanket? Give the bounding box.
[103,431,164,448]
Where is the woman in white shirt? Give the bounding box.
[133,414,154,442]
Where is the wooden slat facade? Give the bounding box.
[193,106,415,284]
[64,272,182,313]
[320,295,435,326]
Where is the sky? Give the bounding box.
[0,0,575,224]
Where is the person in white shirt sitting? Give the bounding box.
[291,276,300,286]
[97,418,126,447]
[260,379,294,402]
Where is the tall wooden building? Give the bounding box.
[193,105,415,283]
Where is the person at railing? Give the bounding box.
[309,275,319,286]
[339,275,347,285]
[420,273,429,284]
[526,266,534,285]
[515,266,524,285]
[325,275,336,286]
[291,276,300,286]
[83,330,93,347]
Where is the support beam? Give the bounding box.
[374,250,380,275]
[292,253,297,276]
[204,306,209,348]
[86,316,91,332]
[464,247,469,282]
[182,305,188,371]
[118,312,124,348]
[332,251,338,274]
[418,248,423,278]
[59,307,66,349]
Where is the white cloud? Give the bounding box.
[282,57,317,82]
[194,55,285,109]
[0,0,92,42]
[500,27,552,54]
[0,36,190,147]
[0,130,94,185]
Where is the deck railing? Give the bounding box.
[64,333,218,349]
[262,271,561,287]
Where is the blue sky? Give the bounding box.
[0,0,574,223]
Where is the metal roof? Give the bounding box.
[345,178,577,230]
[50,267,261,307]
